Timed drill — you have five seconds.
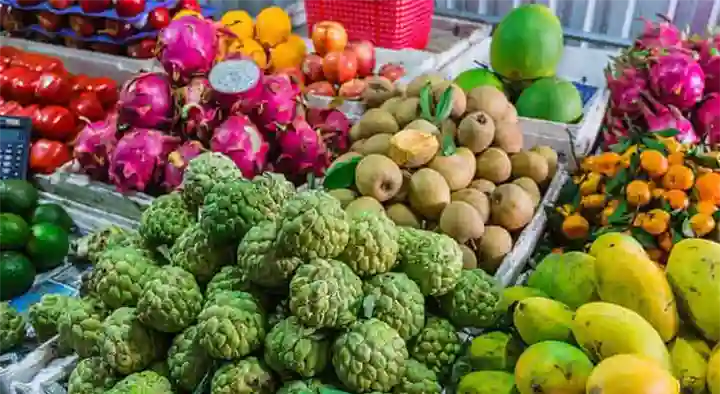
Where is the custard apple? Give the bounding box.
[332,318,409,393]
[93,247,159,309]
[205,265,255,299]
[278,379,328,394]
[237,220,302,288]
[0,302,25,352]
[67,357,118,394]
[28,294,78,342]
[136,266,203,333]
[394,359,442,394]
[57,296,109,357]
[276,190,350,260]
[196,291,265,359]
[210,357,276,394]
[167,325,211,392]
[289,259,363,329]
[101,307,162,374]
[264,316,331,378]
[139,192,197,247]
[268,298,290,329]
[409,317,461,377]
[170,222,234,284]
[107,371,173,394]
[70,225,127,264]
[439,268,502,328]
[252,172,296,202]
[362,272,425,341]
[339,212,399,277]
[181,152,242,210]
[397,228,462,296]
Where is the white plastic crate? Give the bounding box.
[440,38,618,161]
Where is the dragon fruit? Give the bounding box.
[156,16,221,84]
[699,46,720,94]
[605,64,648,117]
[648,50,705,110]
[174,76,220,141]
[695,93,720,145]
[640,93,699,144]
[208,58,264,113]
[73,111,119,181]
[306,108,352,157]
[162,140,205,191]
[634,15,683,50]
[109,129,180,192]
[601,114,630,150]
[210,114,269,178]
[274,116,331,183]
[118,72,173,130]
[255,74,300,131]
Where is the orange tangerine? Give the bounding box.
[664,190,689,210]
[626,180,652,207]
[690,213,716,237]
[662,165,694,191]
[640,149,669,178]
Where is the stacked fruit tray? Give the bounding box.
[0,0,213,58]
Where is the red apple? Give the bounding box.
[37,12,64,32]
[276,67,305,89]
[305,81,336,97]
[176,0,201,12]
[301,53,324,83]
[103,19,135,39]
[116,0,146,18]
[148,7,170,30]
[347,40,375,77]
[48,0,75,9]
[127,38,156,59]
[322,50,357,84]
[338,79,367,100]
[311,21,347,57]
[79,0,111,13]
[379,63,406,82]
[69,15,96,37]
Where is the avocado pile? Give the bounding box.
[0,179,73,300]
[454,4,585,124]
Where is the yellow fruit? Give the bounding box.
[514,341,593,394]
[588,232,648,260]
[708,347,720,394]
[457,371,516,394]
[173,10,202,20]
[526,252,598,310]
[467,331,523,372]
[269,41,304,71]
[571,302,672,370]
[220,10,254,40]
[255,6,292,48]
[227,38,268,69]
[667,238,720,343]
[586,354,680,394]
[593,251,679,342]
[285,34,307,57]
[513,297,574,345]
[669,336,709,394]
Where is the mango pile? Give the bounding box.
[544,130,720,263]
[455,232,720,394]
[218,7,306,72]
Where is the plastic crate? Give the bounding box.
[304,0,433,49]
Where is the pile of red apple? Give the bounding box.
[301,21,406,101]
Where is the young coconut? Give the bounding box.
[357,134,393,156]
[459,244,478,270]
[345,196,385,218]
[530,145,558,180]
[362,76,398,108]
[388,170,412,204]
[493,121,524,154]
[512,177,542,207]
[394,98,422,128]
[476,148,512,184]
[405,119,439,135]
[490,184,535,231]
[510,151,550,185]
[441,118,458,139]
[439,201,485,244]
[350,139,366,153]
[349,123,363,142]
[470,179,497,195]
[354,154,403,202]
[406,73,446,97]
[388,129,440,168]
[380,96,404,116]
[357,108,399,139]
[477,225,513,274]
[427,147,476,191]
[408,168,451,219]
[467,86,512,122]
[458,111,496,153]
[452,188,490,223]
[386,203,422,229]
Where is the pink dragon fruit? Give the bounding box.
[601,114,630,150]
[698,46,720,94]
[162,140,205,191]
[605,64,648,117]
[156,16,223,84]
[118,72,173,130]
[274,116,331,183]
[640,92,699,144]
[174,76,220,141]
[255,74,301,131]
[649,50,705,110]
[208,57,264,113]
[109,129,180,192]
[695,93,720,144]
[634,15,683,50]
[306,108,352,157]
[73,111,119,181]
[210,114,269,178]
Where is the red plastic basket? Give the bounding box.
[304,0,434,50]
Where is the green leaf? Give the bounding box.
[641,137,668,154]
[439,133,457,156]
[320,389,352,394]
[322,156,362,190]
[631,227,657,248]
[419,84,433,121]
[629,152,641,174]
[713,209,720,222]
[434,86,454,123]
[655,128,680,138]
[610,139,632,153]
[604,167,628,195]
[607,200,629,225]
[671,228,684,244]
[558,179,580,205]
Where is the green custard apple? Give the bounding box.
[66,356,119,394]
[277,379,328,394]
[439,268,502,329]
[169,222,234,284]
[93,246,159,309]
[237,220,302,288]
[139,192,197,247]
[394,359,442,394]
[167,325,211,392]
[196,291,265,360]
[397,227,463,296]
[339,212,399,277]
[205,265,254,300]
[0,302,25,352]
[362,272,425,341]
[181,152,242,210]
[28,294,78,342]
[106,370,173,394]
[409,317,462,377]
[210,357,276,394]
[57,296,109,358]
[251,172,296,203]
[100,307,162,375]
[264,316,331,378]
[136,266,204,333]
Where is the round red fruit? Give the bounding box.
[148,7,170,30]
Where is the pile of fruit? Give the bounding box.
[0,46,119,174]
[0,151,508,393]
[0,179,73,300]
[72,9,354,193]
[454,232,720,394]
[323,71,558,274]
[301,21,406,101]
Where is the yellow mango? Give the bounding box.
[526,252,598,310]
[679,324,714,360]
[594,250,679,342]
[667,239,720,343]
[571,302,672,370]
[457,371,516,394]
[514,341,593,394]
[709,346,720,394]
[670,336,709,394]
[513,297,574,345]
[586,354,680,394]
[589,232,648,259]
